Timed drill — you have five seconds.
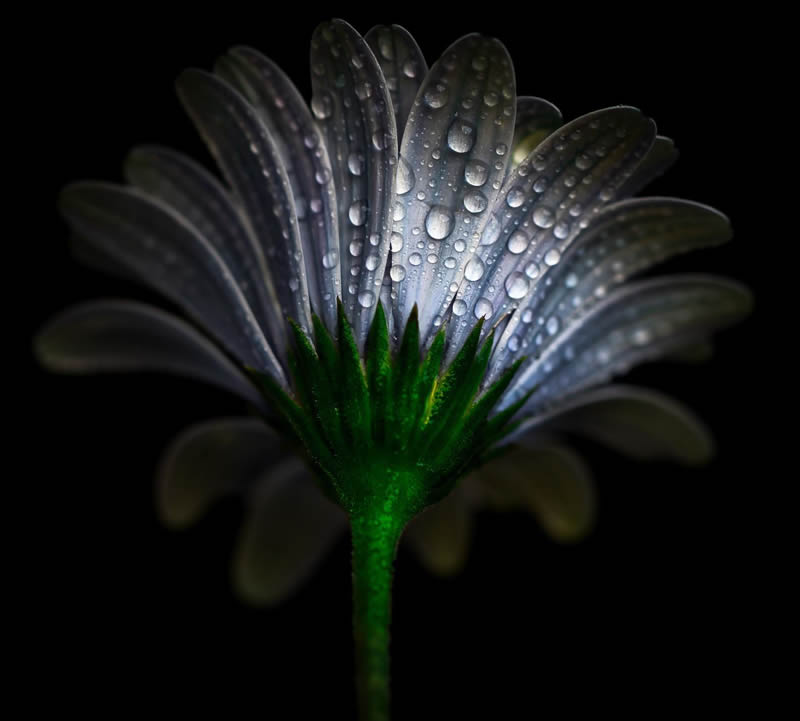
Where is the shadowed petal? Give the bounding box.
[365,25,428,144]
[34,300,267,409]
[232,458,347,605]
[616,136,678,198]
[59,182,285,382]
[310,19,398,346]
[480,442,595,542]
[215,47,342,331]
[521,384,714,465]
[509,96,562,170]
[488,197,732,382]
[176,68,312,342]
[124,145,283,353]
[392,33,516,343]
[404,481,473,576]
[156,418,287,528]
[447,107,656,361]
[503,275,752,413]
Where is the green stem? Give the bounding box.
[350,512,405,721]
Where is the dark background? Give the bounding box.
[25,8,767,717]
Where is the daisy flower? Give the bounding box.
[35,19,750,720]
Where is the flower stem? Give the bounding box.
[350,511,405,721]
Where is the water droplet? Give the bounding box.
[464,256,485,281]
[575,153,594,170]
[425,205,454,240]
[553,221,570,239]
[546,316,559,335]
[474,297,493,319]
[481,215,502,245]
[447,120,475,153]
[472,55,488,71]
[444,256,457,269]
[524,262,540,279]
[310,198,322,214]
[424,85,449,109]
[396,157,415,195]
[533,177,549,193]
[506,187,525,208]
[348,152,365,176]
[311,92,333,120]
[288,277,300,291]
[348,200,367,226]
[544,248,561,266]
[390,232,403,252]
[390,264,406,281]
[349,240,363,257]
[322,249,338,269]
[507,230,529,254]
[464,160,489,187]
[409,252,422,266]
[464,189,488,213]
[393,202,406,221]
[304,133,319,149]
[532,206,555,228]
[632,328,651,345]
[427,253,438,264]
[358,290,375,308]
[508,335,520,352]
[355,81,373,100]
[372,131,389,151]
[452,298,467,316]
[565,272,578,288]
[505,272,530,299]
[402,59,418,78]
[365,254,380,271]
[315,166,331,184]
[495,143,508,156]
[483,90,499,107]
[454,239,466,252]
[369,233,380,247]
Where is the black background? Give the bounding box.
[24,7,768,717]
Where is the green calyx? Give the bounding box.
[251,300,531,523]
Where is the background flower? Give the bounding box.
[27,9,764,718]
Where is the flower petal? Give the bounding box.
[392,34,516,343]
[364,25,428,144]
[176,68,312,341]
[616,136,678,198]
[310,19,398,345]
[480,442,595,543]
[488,197,732,382]
[214,47,342,331]
[509,96,562,170]
[58,182,285,382]
[503,275,752,412]
[34,300,267,409]
[232,458,346,606]
[124,145,284,353]
[404,481,473,576]
[447,107,656,362]
[520,384,714,465]
[156,418,286,528]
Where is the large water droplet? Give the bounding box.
[464,159,489,187]
[452,298,467,316]
[358,290,375,308]
[444,257,457,269]
[349,239,363,257]
[544,248,561,266]
[423,85,449,109]
[480,215,502,245]
[409,252,422,266]
[390,232,403,252]
[348,152,365,176]
[506,187,526,208]
[454,239,466,252]
[396,157,415,195]
[365,254,380,271]
[464,256,485,281]
[532,207,555,228]
[553,221,570,239]
[507,230,529,254]
[402,60,418,78]
[524,262,540,279]
[474,297,493,319]
[348,200,367,226]
[505,272,530,299]
[390,264,406,281]
[425,205,454,240]
[464,189,488,214]
[393,202,406,221]
[355,81,373,100]
[311,92,333,120]
[447,120,476,153]
[322,249,338,269]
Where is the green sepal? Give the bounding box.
[337,299,371,449]
[390,305,420,450]
[365,301,391,444]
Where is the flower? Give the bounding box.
[34,18,750,719]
